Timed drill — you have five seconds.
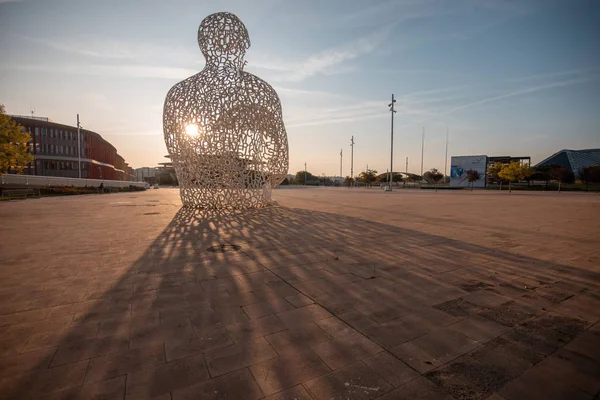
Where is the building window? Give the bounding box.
[35,127,39,136]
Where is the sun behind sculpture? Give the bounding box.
[163,12,289,209]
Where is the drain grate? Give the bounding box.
[207,244,241,253]
[143,212,160,215]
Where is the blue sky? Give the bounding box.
[1,0,598,176]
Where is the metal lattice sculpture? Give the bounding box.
[163,12,289,209]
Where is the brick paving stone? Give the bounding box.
[315,317,356,338]
[242,298,296,319]
[262,385,315,400]
[362,351,420,388]
[311,331,382,370]
[401,307,461,331]
[190,307,249,329]
[225,314,287,342]
[85,343,167,383]
[276,304,332,328]
[284,293,315,307]
[205,336,278,377]
[0,347,57,380]
[462,290,511,308]
[50,334,130,366]
[0,359,89,398]
[46,375,126,400]
[126,353,209,398]
[479,300,541,327]
[356,304,413,324]
[564,330,600,362]
[498,361,591,400]
[409,326,481,363]
[391,342,443,374]
[535,348,600,396]
[250,348,330,395]
[469,339,535,380]
[172,368,264,400]
[304,360,393,400]
[426,355,512,400]
[365,317,432,349]
[265,322,332,354]
[375,377,456,400]
[165,326,233,361]
[502,312,587,356]
[449,315,511,343]
[0,308,52,327]
[552,294,600,324]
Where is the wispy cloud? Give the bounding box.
[398,74,600,128]
[249,24,395,82]
[445,76,597,114]
[3,63,197,80]
[22,35,198,64]
[506,67,600,83]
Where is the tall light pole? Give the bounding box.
[405,156,409,187]
[304,162,307,185]
[388,94,396,191]
[420,127,425,178]
[444,126,449,183]
[77,114,82,179]
[350,136,354,187]
[340,149,343,183]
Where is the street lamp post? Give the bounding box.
[304,162,307,185]
[350,136,354,187]
[77,114,82,179]
[340,149,343,184]
[388,94,396,191]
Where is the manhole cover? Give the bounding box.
[207,244,241,253]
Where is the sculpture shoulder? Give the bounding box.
[165,73,204,100]
[240,71,281,104]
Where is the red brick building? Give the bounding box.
[10,115,135,180]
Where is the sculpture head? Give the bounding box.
[198,12,251,68]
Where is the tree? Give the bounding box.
[423,168,443,191]
[465,169,481,191]
[294,170,316,185]
[0,105,34,174]
[487,162,505,190]
[407,174,421,185]
[343,176,354,187]
[358,169,378,187]
[498,162,521,192]
[549,166,574,192]
[580,165,600,191]
[518,165,535,185]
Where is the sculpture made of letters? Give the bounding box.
[163,12,289,209]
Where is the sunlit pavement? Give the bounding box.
[0,187,599,399]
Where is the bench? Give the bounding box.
[1,188,41,200]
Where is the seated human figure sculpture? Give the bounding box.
[163,12,289,208]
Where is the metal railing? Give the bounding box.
[0,174,147,189]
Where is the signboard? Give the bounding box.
[450,155,488,188]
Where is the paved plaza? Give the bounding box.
[0,187,599,399]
